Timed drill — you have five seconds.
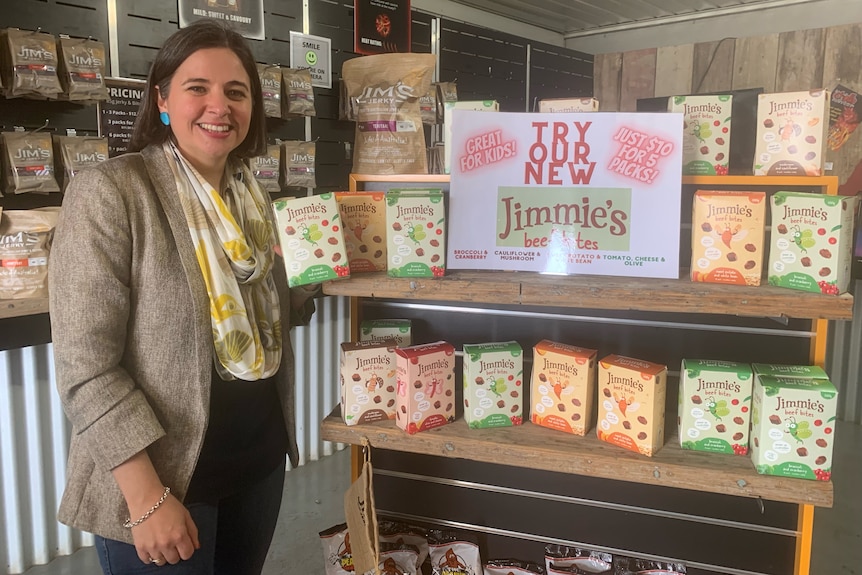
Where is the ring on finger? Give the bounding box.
[149,557,165,566]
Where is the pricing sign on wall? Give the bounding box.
[98,78,146,157]
[446,111,684,279]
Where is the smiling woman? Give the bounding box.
[155,48,252,188]
[48,19,319,575]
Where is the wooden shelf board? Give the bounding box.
[0,298,49,320]
[682,175,838,189]
[321,407,833,508]
[349,175,838,189]
[322,271,853,320]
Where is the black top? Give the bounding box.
[184,365,289,504]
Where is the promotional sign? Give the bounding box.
[354,0,411,55]
[289,32,332,89]
[178,0,265,41]
[447,111,684,279]
[98,78,145,157]
[827,84,862,151]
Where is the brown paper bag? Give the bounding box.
[344,442,379,574]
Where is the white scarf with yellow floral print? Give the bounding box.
[163,142,282,381]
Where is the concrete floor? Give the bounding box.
[22,422,862,574]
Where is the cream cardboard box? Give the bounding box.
[340,339,397,426]
[538,98,599,113]
[754,89,830,176]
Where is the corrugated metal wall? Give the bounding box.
[828,280,862,424]
[0,295,349,575]
[0,345,91,575]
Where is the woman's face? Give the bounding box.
[157,47,252,183]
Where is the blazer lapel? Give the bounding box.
[141,145,212,352]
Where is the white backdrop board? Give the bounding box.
[447,111,684,278]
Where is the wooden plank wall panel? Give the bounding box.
[593,52,622,111]
[653,45,693,98]
[732,34,779,92]
[775,28,826,92]
[619,48,656,112]
[691,38,735,94]
[823,23,862,188]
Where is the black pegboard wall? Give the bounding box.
[0,1,595,200]
[440,19,527,112]
[529,39,594,106]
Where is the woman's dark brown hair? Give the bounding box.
[128,19,266,158]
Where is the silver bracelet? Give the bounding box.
[123,486,171,529]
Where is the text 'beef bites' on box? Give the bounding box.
[395,341,455,434]
[339,339,398,426]
[669,95,732,176]
[335,191,387,273]
[462,341,524,429]
[273,192,350,287]
[751,375,837,481]
[768,191,858,295]
[691,190,766,286]
[679,359,753,455]
[359,319,412,347]
[754,89,830,176]
[597,354,667,457]
[386,189,446,278]
[531,339,597,436]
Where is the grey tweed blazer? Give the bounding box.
[48,145,304,544]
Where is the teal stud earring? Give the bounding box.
[160,112,170,126]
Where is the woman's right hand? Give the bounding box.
[130,493,200,565]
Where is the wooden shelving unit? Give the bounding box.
[0,298,49,320]
[327,173,849,574]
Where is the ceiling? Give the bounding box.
[443,0,824,38]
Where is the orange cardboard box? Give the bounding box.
[691,190,766,286]
[335,191,387,272]
[530,339,597,436]
[597,354,667,456]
